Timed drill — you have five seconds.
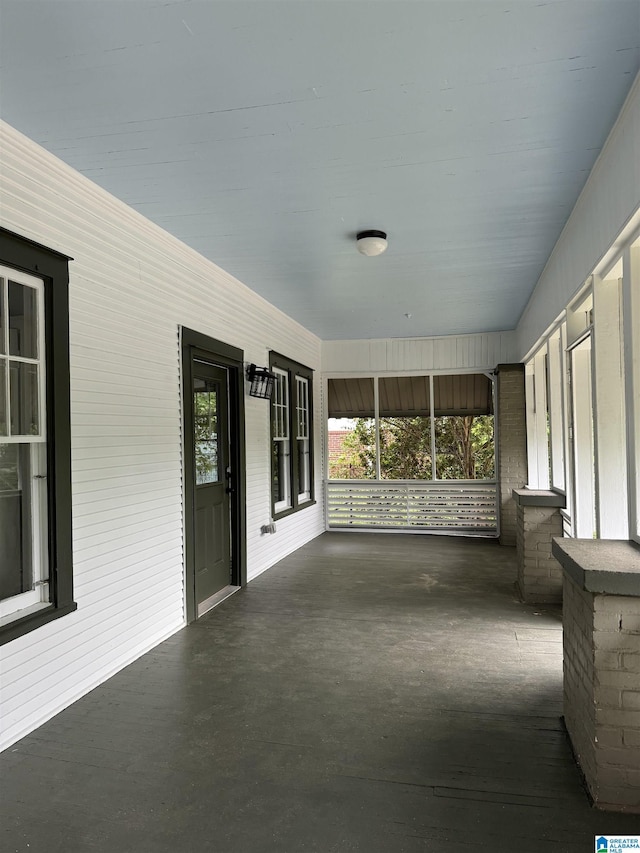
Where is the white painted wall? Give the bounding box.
[0,122,324,750]
[322,331,515,375]
[516,74,640,360]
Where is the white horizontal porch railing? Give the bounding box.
[326,480,498,535]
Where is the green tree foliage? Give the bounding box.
[379,416,432,479]
[434,415,494,480]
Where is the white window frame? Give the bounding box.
[295,375,311,503]
[270,353,315,518]
[0,266,50,623]
[624,240,640,544]
[592,263,629,538]
[568,334,596,539]
[272,367,291,514]
[525,348,550,490]
[546,329,566,494]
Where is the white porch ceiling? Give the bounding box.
[0,0,638,341]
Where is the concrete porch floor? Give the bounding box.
[2,532,638,852]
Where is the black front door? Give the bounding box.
[193,361,232,611]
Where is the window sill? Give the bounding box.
[0,598,50,627]
[512,488,566,508]
[273,499,317,521]
[0,601,77,647]
[552,538,640,597]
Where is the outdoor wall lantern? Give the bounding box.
[246,364,275,399]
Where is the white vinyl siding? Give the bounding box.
[0,121,323,750]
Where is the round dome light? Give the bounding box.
[356,230,388,256]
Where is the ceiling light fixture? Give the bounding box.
[356,230,388,257]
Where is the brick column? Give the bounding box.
[496,364,527,547]
[553,538,640,812]
[513,490,565,603]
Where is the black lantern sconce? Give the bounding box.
[246,364,275,399]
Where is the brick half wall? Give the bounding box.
[514,495,564,604]
[563,574,640,811]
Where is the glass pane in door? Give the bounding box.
[194,378,220,484]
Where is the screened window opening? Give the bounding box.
[269,353,314,518]
[327,378,375,479]
[379,376,432,479]
[432,375,494,480]
[327,374,494,482]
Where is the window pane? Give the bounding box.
[327,417,376,479]
[548,332,565,491]
[545,355,553,486]
[10,361,39,436]
[570,338,596,538]
[296,376,311,501]
[380,416,432,479]
[0,277,5,355]
[0,360,6,436]
[194,379,219,485]
[0,444,33,601]
[296,376,309,439]
[434,415,495,480]
[297,437,310,501]
[273,439,291,507]
[272,370,289,439]
[8,281,38,359]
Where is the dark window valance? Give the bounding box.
[328,374,493,418]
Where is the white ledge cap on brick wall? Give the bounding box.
[552,538,640,596]
[512,488,566,508]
